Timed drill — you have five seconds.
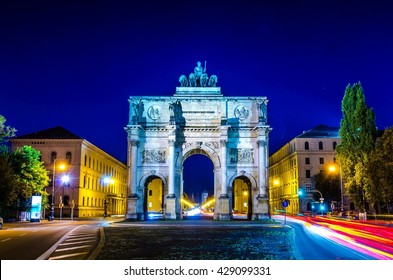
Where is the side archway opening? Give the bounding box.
[144,176,164,220]
[232,176,252,220]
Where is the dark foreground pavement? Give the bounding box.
[95,219,297,260]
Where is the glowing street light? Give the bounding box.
[103,176,115,218]
[61,175,70,184]
[50,159,67,220]
[104,176,115,185]
[329,163,344,213]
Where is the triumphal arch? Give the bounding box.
[125,62,271,220]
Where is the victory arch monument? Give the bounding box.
[125,62,271,220]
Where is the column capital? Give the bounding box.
[257,140,267,147]
[130,140,139,147]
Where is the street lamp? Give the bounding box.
[103,176,114,218]
[329,163,344,213]
[59,175,70,220]
[50,158,66,221]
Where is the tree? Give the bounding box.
[0,115,17,216]
[336,82,378,212]
[366,127,393,213]
[0,147,19,216]
[10,146,50,215]
[0,114,16,144]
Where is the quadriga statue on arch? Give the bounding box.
[178,61,218,88]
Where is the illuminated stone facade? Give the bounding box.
[269,125,340,215]
[10,127,128,219]
[125,74,271,220]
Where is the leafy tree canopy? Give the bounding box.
[0,114,16,144]
[11,146,50,199]
[336,82,378,210]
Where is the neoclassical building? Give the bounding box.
[269,125,341,215]
[125,62,271,220]
[11,127,128,219]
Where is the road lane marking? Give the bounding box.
[65,236,96,242]
[48,252,88,260]
[55,245,92,252]
[19,233,27,236]
[36,225,85,260]
[1,238,12,242]
[57,240,96,246]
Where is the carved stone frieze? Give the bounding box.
[230,148,254,164]
[142,149,166,163]
[147,105,162,120]
[220,140,228,147]
[204,141,220,149]
[234,105,249,120]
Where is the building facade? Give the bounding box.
[10,127,128,219]
[125,62,271,220]
[269,125,341,215]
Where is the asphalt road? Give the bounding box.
[0,220,105,260]
[0,216,385,260]
[276,216,377,260]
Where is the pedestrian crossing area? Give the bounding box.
[47,225,101,260]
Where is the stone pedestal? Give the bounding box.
[218,195,231,220]
[126,195,138,220]
[253,195,270,220]
[165,196,177,220]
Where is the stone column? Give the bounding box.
[126,138,139,220]
[258,140,267,197]
[220,140,228,197]
[255,133,270,220]
[219,126,231,220]
[168,139,176,196]
[165,126,177,220]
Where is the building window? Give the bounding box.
[319,141,323,150]
[319,158,324,164]
[306,170,311,178]
[305,157,310,164]
[149,190,153,196]
[333,141,337,150]
[66,152,72,164]
[84,155,87,166]
[50,151,57,163]
[305,141,309,150]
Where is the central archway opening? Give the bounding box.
[183,153,214,219]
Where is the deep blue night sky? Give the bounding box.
[1,0,392,194]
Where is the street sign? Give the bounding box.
[282,199,289,208]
